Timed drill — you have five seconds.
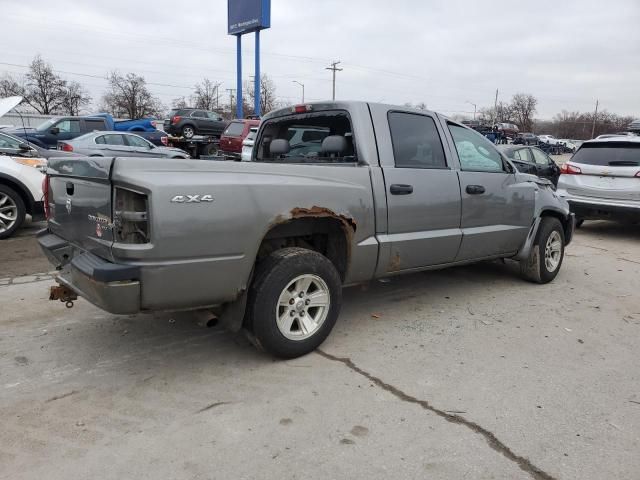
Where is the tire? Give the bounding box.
[520,217,565,284]
[246,247,342,359]
[0,185,26,240]
[575,218,584,229]
[181,125,195,139]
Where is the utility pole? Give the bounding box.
[214,82,222,111]
[325,61,342,101]
[292,80,305,103]
[226,88,236,115]
[492,89,498,126]
[591,99,599,139]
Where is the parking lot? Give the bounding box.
[1,219,639,480]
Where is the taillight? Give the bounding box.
[59,142,73,152]
[292,104,312,113]
[161,136,168,146]
[171,115,181,124]
[560,163,582,174]
[114,187,149,244]
[42,175,51,220]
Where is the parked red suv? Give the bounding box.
[219,119,260,158]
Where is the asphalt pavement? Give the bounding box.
[1,220,639,480]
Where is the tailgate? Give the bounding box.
[47,157,114,258]
[566,163,640,201]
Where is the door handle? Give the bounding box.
[466,185,485,195]
[390,184,413,195]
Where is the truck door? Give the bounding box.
[377,109,462,272]
[445,122,535,260]
[47,119,81,148]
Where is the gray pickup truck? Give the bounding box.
[38,101,574,358]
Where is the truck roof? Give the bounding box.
[263,101,441,121]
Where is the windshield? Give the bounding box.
[572,142,640,166]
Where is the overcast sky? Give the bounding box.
[1,0,638,119]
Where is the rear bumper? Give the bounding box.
[557,191,640,221]
[37,230,141,315]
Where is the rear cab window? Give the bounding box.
[85,119,106,132]
[255,110,356,164]
[572,142,640,166]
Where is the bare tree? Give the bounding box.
[244,74,277,115]
[60,81,91,116]
[101,72,164,118]
[510,93,537,131]
[192,78,220,111]
[548,109,636,139]
[21,55,68,114]
[479,101,514,124]
[0,74,25,99]
[171,96,189,109]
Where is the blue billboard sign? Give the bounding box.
[228,0,271,35]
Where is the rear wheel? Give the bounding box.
[575,218,584,228]
[181,125,195,139]
[0,185,26,240]
[246,248,342,358]
[520,217,565,284]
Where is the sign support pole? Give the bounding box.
[236,35,243,119]
[254,30,261,117]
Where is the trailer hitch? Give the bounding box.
[49,285,78,308]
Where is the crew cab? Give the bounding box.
[38,101,574,358]
[10,115,164,149]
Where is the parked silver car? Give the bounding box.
[557,137,640,225]
[58,132,190,158]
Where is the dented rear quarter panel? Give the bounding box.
[110,158,378,310]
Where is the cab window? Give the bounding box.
[388,112,447,169]
[448,124,504,172]
[56,120,80,133]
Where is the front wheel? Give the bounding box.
[520,217,565,284]
[246,248,342,358]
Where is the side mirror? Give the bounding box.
[18,142,31,152]
[50,127,60,135]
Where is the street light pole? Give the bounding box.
[292,80,305,103]
[466,100,477,120]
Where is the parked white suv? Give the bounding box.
[0,154,46,239]
[556,137,640,225]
